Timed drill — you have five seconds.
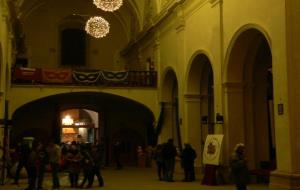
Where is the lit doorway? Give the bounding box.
[60,109,99,144]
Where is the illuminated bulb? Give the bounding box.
[85,16,110,38]
[93,0,123,12]
[62,115,74,125]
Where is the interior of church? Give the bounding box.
[0,0,300,189]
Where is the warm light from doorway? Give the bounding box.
[62,115,74,126]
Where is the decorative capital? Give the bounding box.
[184,94,201,102]
[175,4,185,32]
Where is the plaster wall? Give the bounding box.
[139,0,289,172]
[223,0,289,172]
[286,0,300,173]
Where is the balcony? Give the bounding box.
[11,67,157,87]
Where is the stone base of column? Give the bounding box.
[269,170,300,190]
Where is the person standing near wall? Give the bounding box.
[13,141,30,185]
[181,143,197,182]
[161,139,177,182]
[113,141,122,170]
[46,141,61,190]
[153,144,165,181]
[230,143,249,190]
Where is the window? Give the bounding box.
[61,28,86,66]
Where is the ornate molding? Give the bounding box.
[174,5,185,33]
[209,0,222,7]
[184,93,201,102]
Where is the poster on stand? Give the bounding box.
[203,134,224,165]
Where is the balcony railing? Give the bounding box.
[11,67,157,87]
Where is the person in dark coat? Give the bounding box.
[79,144,94,188]
[181,143,197,182]
[153,144,165,181]
[161,139,177,182]
[113,141,122,170]
[66,143,82,188]
[36,142,49,190]
[14,141,31,185]
[88,145,104,187]
[25,142,37,190]
[230,143,249,190]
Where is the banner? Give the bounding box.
[13,67,41,82]
[203,134,224,165]
[41,68,72,84]
[73,70,101,84]
[101,70,128,82]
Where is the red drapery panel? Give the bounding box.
[41,68,72,84]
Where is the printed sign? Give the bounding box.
[203,134,224,165]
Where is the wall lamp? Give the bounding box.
[216,113,224,124]
[201,113,224,125]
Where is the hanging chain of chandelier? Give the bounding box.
[85,0,123,38]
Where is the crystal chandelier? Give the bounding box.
[85,16,110,38]
[93,0,123,12]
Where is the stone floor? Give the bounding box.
[0,167,269,190]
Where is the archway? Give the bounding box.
[10,92,155,166]
[225,28,275,170]
[160,69,181,149]
[186,53,214,166]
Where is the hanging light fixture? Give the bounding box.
[85,16,110,38]
[93,0,123,12]
[62,115,74,126]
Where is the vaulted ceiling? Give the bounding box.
[13,0,160,41]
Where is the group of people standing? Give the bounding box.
[152,139,249,190]
[62,141,104,188]
[153,139,197,182]
[12,140,104,190]
[13,141,61,190]
[10,137,249,190]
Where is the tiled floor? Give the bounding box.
[0,167,269,190]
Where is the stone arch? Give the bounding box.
[224,26,275,170]
[10,92,155,153]
[160,67,181,148]
[185,52,214,167]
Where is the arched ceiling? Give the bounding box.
[14,0,161,41]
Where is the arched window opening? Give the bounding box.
[61,28,86,66]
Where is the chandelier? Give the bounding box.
[93,0,123,12]
[62,115,74,126]
[85,16,110,38]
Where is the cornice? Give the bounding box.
[174,5,185,33]
[184,93,201,99]
[121,0,186,55]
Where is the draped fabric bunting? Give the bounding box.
[41,68,72,83]
[13,67,42,82]
[73,70,101,84]
[101,70,128,82]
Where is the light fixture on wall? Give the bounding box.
[62,115,74,126]
[93,0,123,12]
[85,16,110,38]
[216,113,224,124]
